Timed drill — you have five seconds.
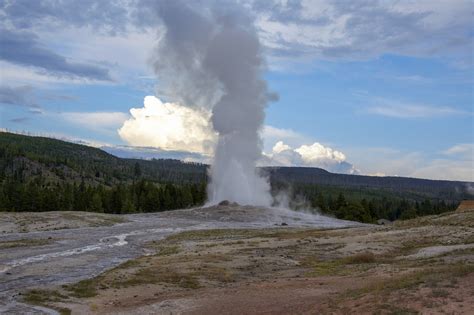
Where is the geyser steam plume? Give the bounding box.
[153,1,275,206]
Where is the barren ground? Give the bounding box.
[1,206,473,314]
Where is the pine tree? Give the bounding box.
[134,162,142,178]
[316,192,326,212]
[90,193,103,213]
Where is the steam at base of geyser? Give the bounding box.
[207,142,272,207]
[154,1,274,207]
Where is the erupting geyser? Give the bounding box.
[153,1,275,206]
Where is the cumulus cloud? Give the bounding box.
[263,140,359,174]
[272,141,292,154]
[295,142,346,164]
[260,125,313,153]
[260,126,358,174]
[118,96,217,154]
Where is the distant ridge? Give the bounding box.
[267,166,471,201]
[0,131,471,202]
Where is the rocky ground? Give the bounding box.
[1,206,473,314]
[0,211,127,234]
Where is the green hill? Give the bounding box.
[268,166,470,202]
[0,132,207,214]
[0,131,207,186]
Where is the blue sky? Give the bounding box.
[0,0,473,181]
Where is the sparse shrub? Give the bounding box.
[430,288,450,298]
[63,278,98,298]
[343,252,376,264]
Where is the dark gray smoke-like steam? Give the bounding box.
[153,1,273,206]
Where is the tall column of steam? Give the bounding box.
[154,2,273,206]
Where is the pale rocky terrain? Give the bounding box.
[1,205,473,314]
[0,211,127,234]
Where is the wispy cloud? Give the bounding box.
[254,0,474,68]
[374,74,432,84]
[0,28,112,81]
[9,117,29,123]
[412,159,473,182]
[262,125,304,142]
[0,0,132,31]
[366,99,468,118]
[101,145,209,164]
[348,146,474,181]
[392,75,430,83]
[0,85,39,108]
[442,143,474,159]
[2,0,472,75]
[59,111,129,135]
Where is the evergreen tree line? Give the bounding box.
[281,183,458,223]
[0,175,458,223]
[311,191,456,223]
[0,177,206,214]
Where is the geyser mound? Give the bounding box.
[218,200,239,207]
[162,203,364,229]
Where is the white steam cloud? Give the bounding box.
[466,184,474,196]
[152,1,274,206]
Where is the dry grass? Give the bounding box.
[22,289,71,315]
[63,278,99,298]
[346,263,473,299]
[0,238,52,249]
[343,252,376,264]
[395,211,474,228]
[116,268,201,289]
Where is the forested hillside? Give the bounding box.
[0,132,206,186]
[268,167,467,201]
[0,132,207,213]
[0,132,470,222]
